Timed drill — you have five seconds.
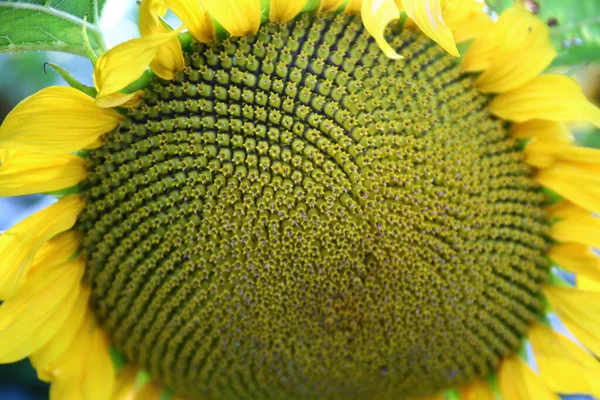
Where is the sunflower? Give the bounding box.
[1,0,600,399]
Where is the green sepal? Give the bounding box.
[540,187,563,206]
[486,374,501,398]
[136,370,152,388]
[260,0,271,24]
[82,14,99,66]
[515,137,534,151]
[160,388,176,400]
[109,347,127,372]
[178,32,195,51]
[44,63,97,98]
[303,0,321,13]
[454,39,474,65]
[45,185,82,198]
[445,389,461,400]
[121,70,154,94]
[335,0,350,13]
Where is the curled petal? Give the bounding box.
[361,0,403,59]
[401,0,459,56]
[0,87,122,154]
[94,30,181,107]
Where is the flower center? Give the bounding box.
[78,13,549,399]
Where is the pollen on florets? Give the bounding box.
[77,13,550,400]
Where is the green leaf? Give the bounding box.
[536,0,600,67]
[0,0,108,56]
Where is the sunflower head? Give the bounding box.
[1,1,600,400]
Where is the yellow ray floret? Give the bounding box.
[529,324,600,398]
[166,0,215,43]
[0,87,122,154]
[544,286,600,357]
[460,378,496,400]
[94,30,182,108]
[550,202,600,248]
[475,12,556,93]
[361,0,403,59]
[536,161,600,215]
[0,150,87,197]
[512,120,573,143]
[498,355,559,400]
[489,74,600,126]
[201,0,261,36]
[47,312,115,400]
[139,0,185,80]
[399,0,459,56]
[270,0,308,23]
[550,244,600,286]
[444,0,492,43]
[0,195,84,299]
[30,286,89,382]
[463,4,534,72]
[0,257,84,363]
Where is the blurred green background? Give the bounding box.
[0,0,599,399]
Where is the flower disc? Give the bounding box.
[77,14,550,399]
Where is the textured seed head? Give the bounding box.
[78,14,550,400]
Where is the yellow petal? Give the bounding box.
[361,0,402,59]
[83,328,116,400]
[550,244,600,286]
[319,0,345,13]
[460,378,496,400]
[0,151,87,197]
[0,87,122,154]
[530,324,600,397]
[540,164,600,215]
[48,315,114,400]
[201,0,261,36]
[95,90,146,109]
[0,195,84,299]
[498,354,560,400]
[526,142,600,169]
[463,4,534,72]
[511,120,573,143]
[489,74,600,126]
[0,257,83,363]
[578,275,600,291]
[139,0,185,80]
[452,8,493,43]
[30,286,90,382]
[270,0,307,22]
[94,30,181,107]
[476,18,556,93]
[166,0,215,43]
[29,230,80,272]
[401,0,459,56]
[550,202,600,247]
[443,0,491,43]
[545,286,600,356]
